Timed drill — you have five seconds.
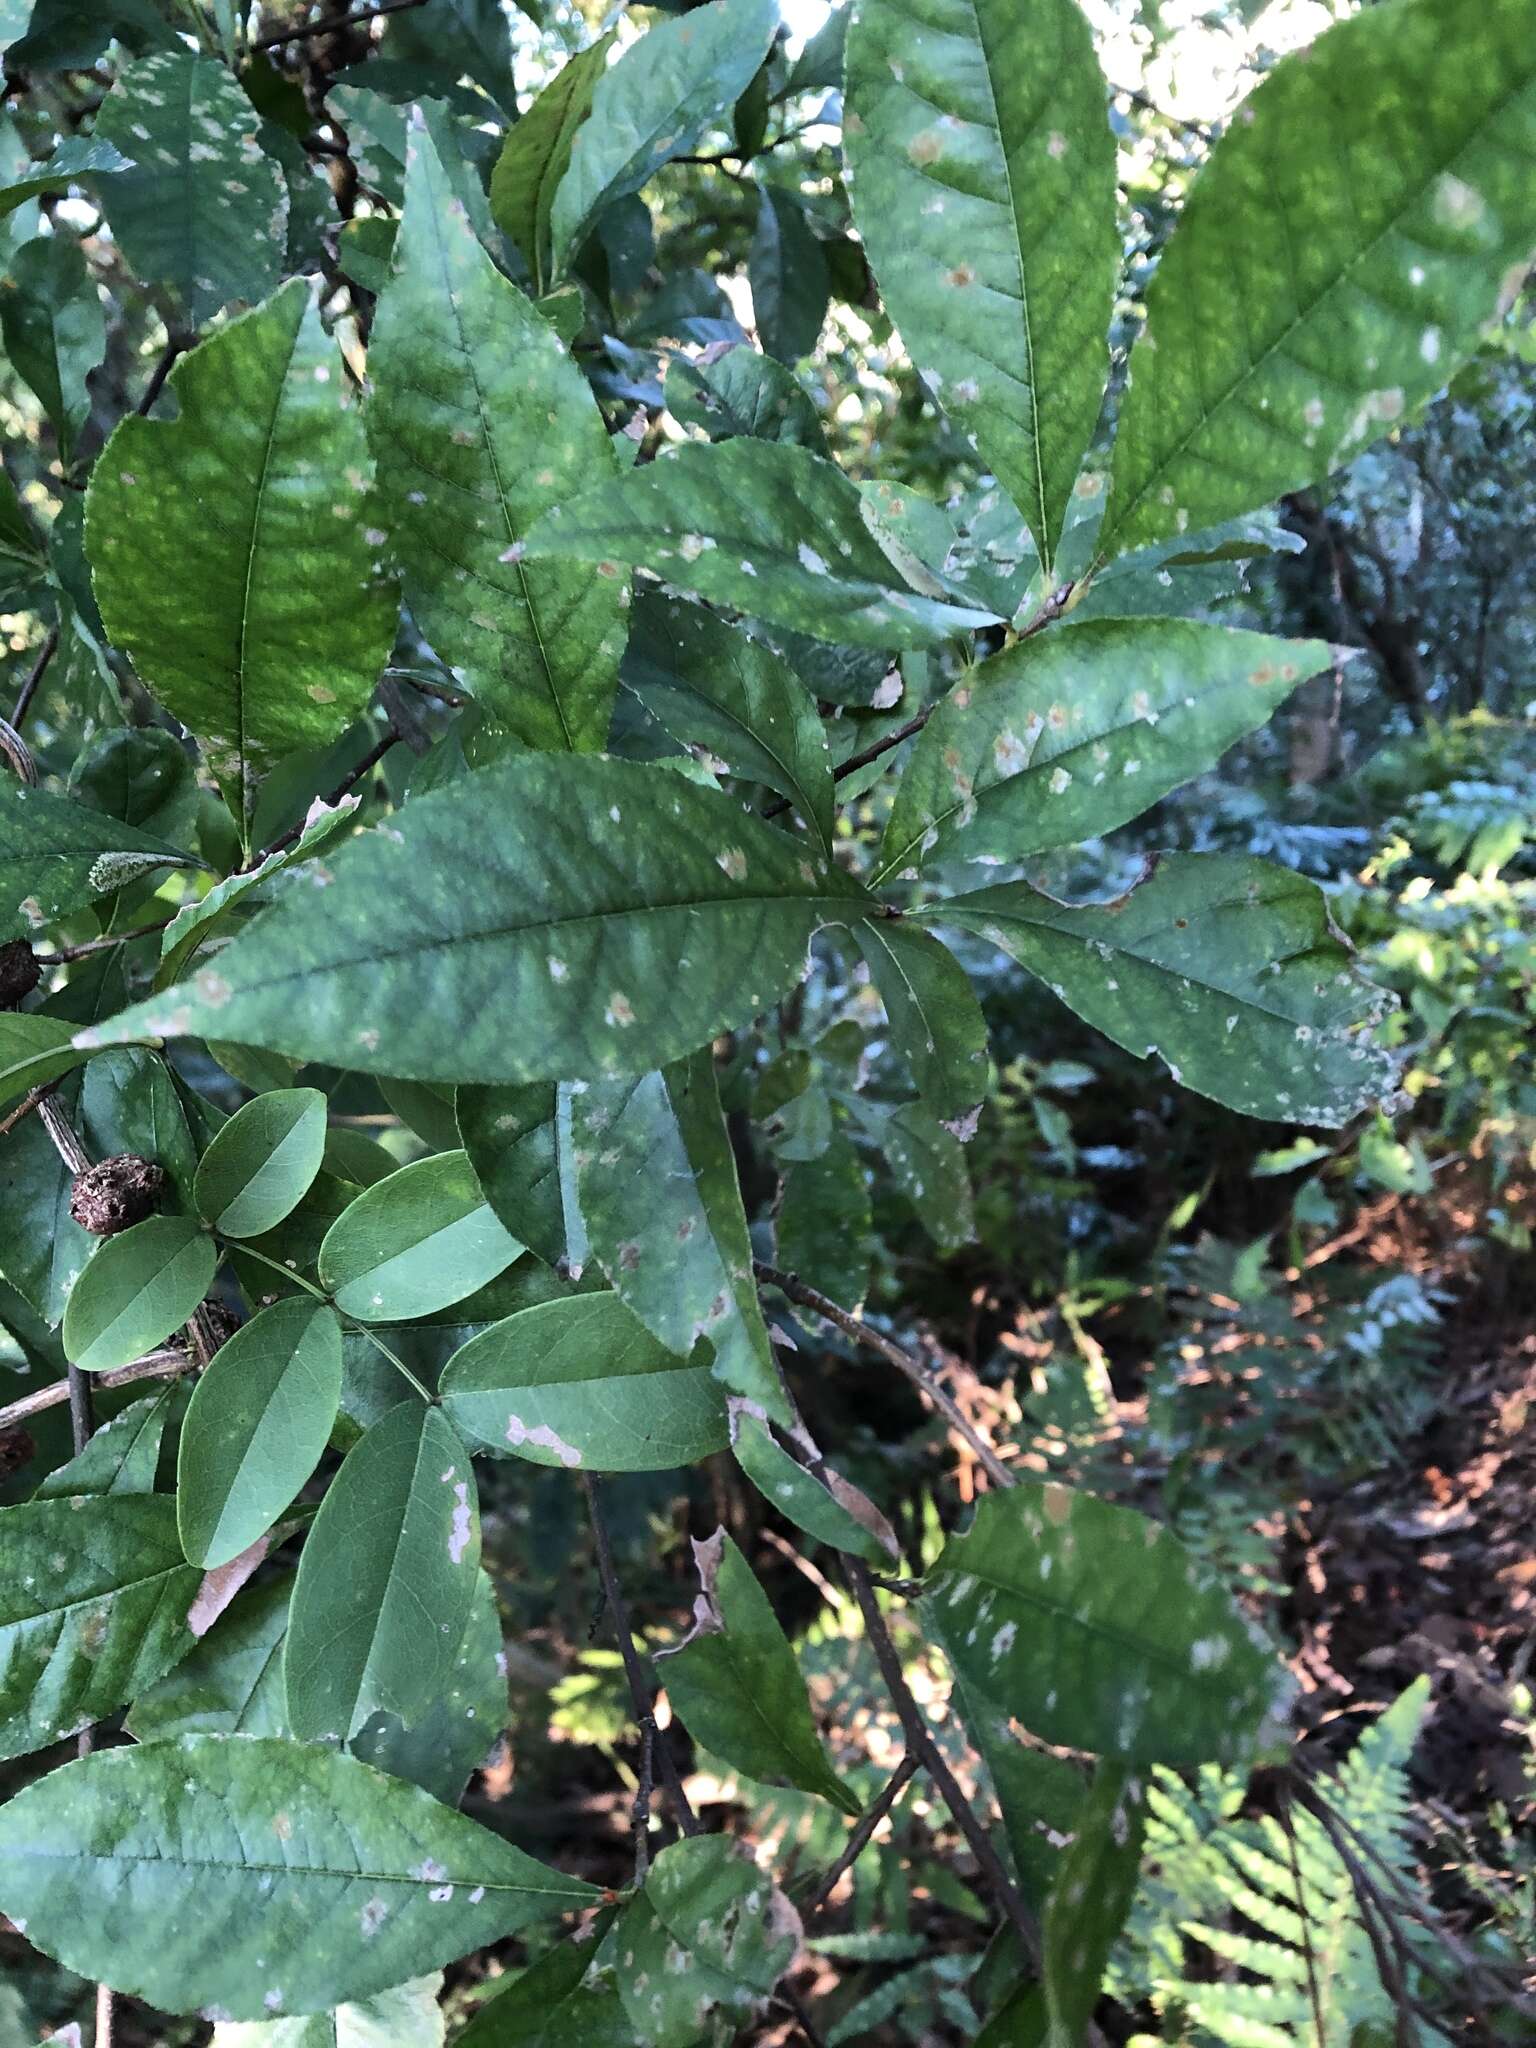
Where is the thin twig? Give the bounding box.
[754,1263,1014,1491]
[254,0,429,49]
[808,1752,920,1911]
[581,1473,700,1842]
[135,334,194,417]
[0,1081,56,1139]
[43,916,173,962]
[0,1350,191,1430]
[10,624,58,730]
[252,723,397,863]
[775,1985,829,2048]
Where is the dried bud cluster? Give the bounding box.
[69,1154,167,1236]
[0,939,40,1009]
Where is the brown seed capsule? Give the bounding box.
[69,1154,167,1236]
[0,938,41,1009]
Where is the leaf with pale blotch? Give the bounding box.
[86,278,395,813]
[79,756,873,1087]
[490,32,616,295]
[549,0,779,277]
[368,120,626,753]
[730,1402,900,1567]
[775,1133,871,1310]
[35,1383,180,1499]
[210,1973,444,2048]
[95,51,285,323]
[0,1735,597,2019]
[317,1152,522,1322]
[851,1097,975,1253]
[440,1292,728,1472]
[880,622,1332,881]
[845,0,1117,574]
[177,1300,343,1569]
[1102,0,1536,560]
[574,1051,787,1422]
[666,344,825,448]
[626,594,834,854]
[0,1492,197,1761]
[126,1573,291,1741]
[351,1567,506,1805]
[528,440,1001,651]
[62,1213,217,1373]
[0,781,198,944]
[194,1087,328,1239]
[929,854,1400,1127]
[0,233,105,460]
[285,1400,481,1741]
[613,1835,802,2048]
[924,1486,1286,1765]
[856,917,989,1121]
[0,133,132,218]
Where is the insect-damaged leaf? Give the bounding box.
[440,1293,728,1472]
[94,50,285,323]
[285,1400,481,1741]
[194,1086,328,1238]
[177,1299,343,1570]
[0,1735,598,2019]
[78,756,873,1087]
[0,1492,198,1760]
[62,1213,216,1372]
[730,1401,901,1568]
[1102,0,1536,560]
[927,854,1400,1127]
[369,119,626,753]
[528,440,1002,651]
[317,1152,523,1321]
[660,1529,859,1813]
[924,1486,1285,1766]
[86,279,396,814]
[573,1051,787,1422]
[0,781,198,943]
[879,622,1333,880]
[351,1567,507,1806]
[845,0,1118,574]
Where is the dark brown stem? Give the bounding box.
[763,708,931,821]
[580,1473,700,1842]
[135,334,194,418]
[252,724,398,863]
[43,916,173,962]
[754,1263,1014,1490]
[0,1081,56,1140]
[10,623,59,730]
[254,0,429,48]
[809,1752,920,1911]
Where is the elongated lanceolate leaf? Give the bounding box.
[194,1087,328,1238]
[0,781,197,943]
[1039,1764,1146,2047]
[0,232,106,460]
[845,0,1118,573]
[317,1152,522,1320]
[369,121,626,752]
[730,1402,900,1566]
[549,0,780,277]
[490,31,616,295]
[856,917,989,1120]
[62,1213,216,1372]
[880,622,1332,879]
[285,1400,481,1740]
[573,1051,786,1420]
[1102,0,1536,559]
[924,1486,1285,1765]
[95,51,285,323]
[0,1492,197,1759]
[78,756,873,1085]
[929,854,1399,1127]
[177,1300,343,1569]
[529,440,1002,651]
[35,1384,180,1499]
[126,1573,291,1740]
[87,279,396,808]
[0,1736,598,2019]
[440,1293,728,1471]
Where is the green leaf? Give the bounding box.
[880,622,1332,880]
[86,279,396,810]
[612,1834,802,2048]
[380,0,517,116]
[0,1734,598,2019]
[177,1299,343,1570]
[317,1152,522,1322]
[454,1918,637,2048]
[549,0,780,276]
[626,594,835,854]
[95,51,286,323]
[194,1087,329,1239]
[661,1529,858,1814]
[210,1974,445,2048]
[665,342,825,448]
[750,183,830,364]
[928,853,1400,1127]
[0,232,105,460]
[351,1567,505,1804]
[573,1051,786,1421]
[80,756,873,1085]
[0,781,197,943]
[775,1132,871,1310]
[1039,1764,1145,2048]
[844,0,1118,573]
[531,440,1002,651]
[942,1659,1085,1911]
[35,1382,180,1499]
[854,1098,975,1252]
[285,1400,481,1740]
[0,1010,86,1110]
[729,1402,900,1567]
[490,31,617,294]
[856,918,989,1121]
[1101,0,1536,559]
[368,119,626,754]
[455,1081,572,1271]
[62,1213,216,1372]
[440,1292,728,1471]
[0,1492,197,1759]
[126,1572,291,1740]
[0,133,132,217]
[924,1486,1285,1765]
